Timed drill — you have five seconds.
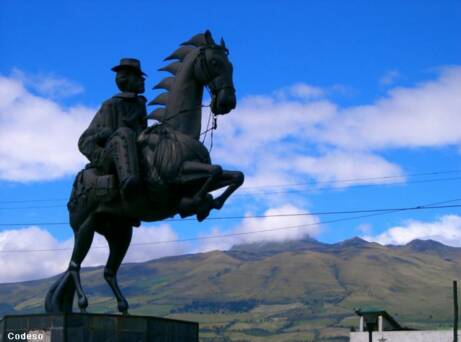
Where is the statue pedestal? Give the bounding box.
[0,313,198,341]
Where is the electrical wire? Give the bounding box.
[0,198,459,253]
[239,169,461,190]
[1,170,461,208]
[1,203,461,227]
[234,176,461,197]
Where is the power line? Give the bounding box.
[237,169,461,190]
[0,198,459,253]
[2,174,461,210]
[1,202,460,227]
[0,198,66,204]
[0,205,65,210]
[1,169,461,205]
[176,203,461,221]
[234,176,461,196]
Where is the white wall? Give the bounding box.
[350,330,459,342]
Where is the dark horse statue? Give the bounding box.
[45,31,244,314]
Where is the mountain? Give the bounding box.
[1,237,460,341]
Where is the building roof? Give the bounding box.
[355,308,406,331]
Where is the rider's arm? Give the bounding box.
[78,102,115,165]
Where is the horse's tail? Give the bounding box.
[44,271,76,313]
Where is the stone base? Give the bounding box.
[0,313,198,342]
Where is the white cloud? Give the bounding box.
[315,67,461,150]
[293,151,405,187]
[274,82,325,100]
[0,224,187,283]
[0,227,71,283]
[213,93,338,187]
[4,212,461,283]
[379,69,400,86]
[1,66,460,191]
[0,204,319,283]
[198,204,320,252]
[123,224,186,262]
[12,69,84,98]
[0,75,94,181]
[362,214,461,246]
[357,223,372,235]
[214,66,461,194]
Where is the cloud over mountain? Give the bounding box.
[0,224,185,283]
[363,214,461,246]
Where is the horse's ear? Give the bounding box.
[204,30,214,45]
[220,37,226,49]
[181,33,207,47]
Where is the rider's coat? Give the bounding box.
[78,92,147,180]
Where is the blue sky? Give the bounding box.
[1,0,461,282]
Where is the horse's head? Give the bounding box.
[193,31,236,115]
[151,31,237,138]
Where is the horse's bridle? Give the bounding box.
[196,45,235,97]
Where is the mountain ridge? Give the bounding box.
[1,236,459,341]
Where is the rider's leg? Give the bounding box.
[103,224,133,314]
[105,127,141,200]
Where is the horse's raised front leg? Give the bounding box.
[178,161,223,221]
[208,170,244,210]
[103,224,133,315]
[68,216,95,312]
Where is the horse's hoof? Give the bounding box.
[213,198,224,210]
[197,213,208,222]
[118,300,129,314]
[78,296,88,311]
[196,202,212,222]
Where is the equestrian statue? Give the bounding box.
[45,30,244,314]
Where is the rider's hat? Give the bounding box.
[111,58,147,76]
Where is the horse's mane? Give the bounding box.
[148,31,216,122]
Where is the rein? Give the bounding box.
[149,99,217,149]
[200,89,217,152]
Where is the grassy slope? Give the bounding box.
[0,238,460,341]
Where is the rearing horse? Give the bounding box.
[45,31,244,314]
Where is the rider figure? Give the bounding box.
[78,58,147,200]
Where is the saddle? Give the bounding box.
[67,167,118,214]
